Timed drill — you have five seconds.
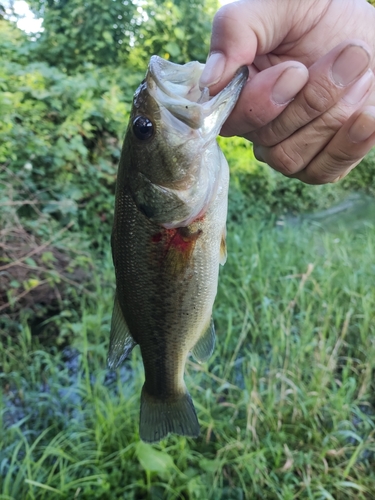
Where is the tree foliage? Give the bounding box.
[28,0,138,69]
[0,19,140,240]
[27,0,217,71]
[133,0,217,66]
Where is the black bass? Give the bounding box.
[108,56,248,443]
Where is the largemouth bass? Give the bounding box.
[108,56,248,443]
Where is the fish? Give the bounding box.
[108,56,248,443]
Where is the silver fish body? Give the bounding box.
[108,56,248,442]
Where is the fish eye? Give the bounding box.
[133,116,154,141]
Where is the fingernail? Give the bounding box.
[348,106,375,143]
[332,44,370,86]
[253,144,265,163]
[271,66,308,105]
[199,52,226,88]
[343,69,373,104]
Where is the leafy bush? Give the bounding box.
[28,0,138,70]
[132,0,217,66]
[28,0,217,71]
[0,20,145,239]
[342,148,375,195]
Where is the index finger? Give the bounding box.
[199,0,287,92]
[199,0,316,94]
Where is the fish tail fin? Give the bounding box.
[139,386,200,443]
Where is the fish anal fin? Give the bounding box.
[140,387,200,443]
[107,294,136,369]
[220,227,227,265]
[192,317,215,363]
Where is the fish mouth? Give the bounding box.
[148,56,248,138]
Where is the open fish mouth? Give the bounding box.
[148,56,248,137]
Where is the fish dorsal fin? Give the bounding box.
[107,294,136,369]
[220,227,227,266]
[192,318,215,363]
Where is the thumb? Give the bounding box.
[199,0,299,94]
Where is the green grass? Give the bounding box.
[1,217,375,499]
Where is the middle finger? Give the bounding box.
[253,69,375,177]
[248,40,372,148]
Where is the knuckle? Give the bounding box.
[254,126,278,147]
[212,2,243,31]
[299,161,339,185]
[305,154,359,186]
[299,110,348,147]
[255,107,305,147]
[302,79,336,117]
[318,107,350,132]
[269,142,304,176]
[253,121,286,147]
[328,146,357,165]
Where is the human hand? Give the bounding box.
[200,0,375,184]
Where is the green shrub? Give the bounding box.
[0,20,144,240]
[342,148,375,195]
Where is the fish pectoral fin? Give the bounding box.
[107,294,136,369]
[220,227,227,266]
[139,387,199,443]
[191,317,215,363]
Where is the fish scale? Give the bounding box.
[108,56,248,442]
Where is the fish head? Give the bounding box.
[126,55,248,191]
